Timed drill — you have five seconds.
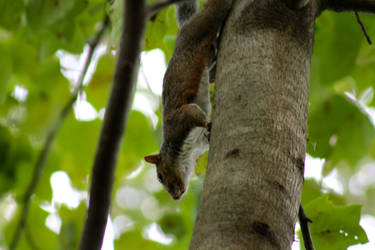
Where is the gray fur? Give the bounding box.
[145,0,233,200]
[176,0,199,27]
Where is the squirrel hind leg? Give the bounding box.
[180,103,209,128]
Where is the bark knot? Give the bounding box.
[225,148,240,159]
[294,156,305,177]
[252,220,281,249]
[273,180,287,194]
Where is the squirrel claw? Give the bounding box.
[204,130,211,142]
[204,122,212,142]
[207,122,212,131]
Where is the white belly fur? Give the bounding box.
[176,127,209,184]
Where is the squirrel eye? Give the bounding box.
[157,173,163,183]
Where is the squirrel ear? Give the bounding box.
[144,154,161,164]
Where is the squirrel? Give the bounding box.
[144,0,233,200]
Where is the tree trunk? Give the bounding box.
[190,0,317,249]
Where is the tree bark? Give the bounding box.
[190,0,317,249]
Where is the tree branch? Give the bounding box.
[78,0,147,249]
[299,205,315,250]
[321,0,375,13]
[317,0,373,45]
[147,0,186,17]
[8,15,109,250]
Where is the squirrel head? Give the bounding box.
[144,154,186,200]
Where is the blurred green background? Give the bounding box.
[0,0,375,249]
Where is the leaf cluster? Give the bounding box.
[300,11,375,249]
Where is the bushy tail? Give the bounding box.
[176,0,199,27]
[176,0,233,52]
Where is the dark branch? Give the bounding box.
[79,0,147,249]
[9,15,109,250]
[299,205,315,250]
[321,0,375,13]
[355,11,372,45]
[147,0,186,17]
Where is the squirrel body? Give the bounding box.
[145,0,233,200]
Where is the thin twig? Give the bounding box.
[299,205,315,250]
[355,11,372,45]
[9,15,109,250]
[147,0,186,17]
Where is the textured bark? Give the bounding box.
[190,0,318,249]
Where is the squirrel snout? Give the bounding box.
[171,185,186,200]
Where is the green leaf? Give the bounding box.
[159,214,186,239]
[145,6,178,61]
[29,57,70,92]
[26,0,75,31]
[145,9,169,51]
[0,95,19,118]
[303,196,368,250]
[0,41,13,103]
[86,54,116,110]
[20,93,57,135]
[0,126,16,195]
[301,179,322,206]
[75,0,107,37]
[350,13,375,106]
[19,61,70,137]
[24,0,105,55]
[0,125,33,196]
[0,0,25,30]
[10,142,58,202]
[108,0,177,59]
[114,228,166,250]
[7,35,38,77]
[307,94,375,175]
[365,187,375,216]
[27,202,59,249]
[301,179,345,207]
[4,199,58,249]
[33,149,60,201]
[117,111,159,176]
[56,115,102,189]
[313,12,363,84]
[59,203,87,250]
[107,0,123,49]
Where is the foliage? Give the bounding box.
[302,196,368,250]
[0,1,374,249]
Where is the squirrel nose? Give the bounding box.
[172,187,185,200]
[178,187,186,198]
[172,193,182,200]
